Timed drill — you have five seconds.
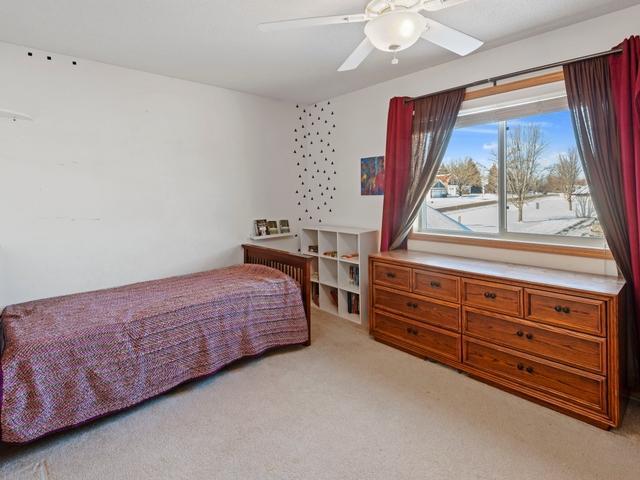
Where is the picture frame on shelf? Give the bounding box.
[267,220,279,235]
[279,219,290,234]
[254,219,268,237]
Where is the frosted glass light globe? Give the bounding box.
[364,10,427,52]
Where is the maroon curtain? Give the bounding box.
[389,89,465,250]
[610,36,640,339]
[564,49,639,386]
[380,97,414,251]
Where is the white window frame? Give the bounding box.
[414,79,608,252]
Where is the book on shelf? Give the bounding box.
[329,288,338,307]
[348,266,359,287]
[346,292,360,315]
[340,252,359,260]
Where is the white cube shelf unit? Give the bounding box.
[301,225,378,325]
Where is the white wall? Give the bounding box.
[299,5,640,276]
[0,41,298,306]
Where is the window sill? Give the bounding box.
[408,231,613,260]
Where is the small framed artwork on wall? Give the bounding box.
[361,156,384,196]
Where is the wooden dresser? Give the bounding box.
[369,250,628,429]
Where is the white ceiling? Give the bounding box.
[0,0,638,103]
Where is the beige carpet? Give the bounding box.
[1,309,639,480]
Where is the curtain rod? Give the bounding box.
[405,48,623,103]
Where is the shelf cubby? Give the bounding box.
[318,230,338,258]
[319,284,339,315]
[338,261,359,293]
[301,228,319,256]
[338,289,360,324]
[319,256,338,287]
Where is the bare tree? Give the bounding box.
[576,194,596,218]
[553,148,582,211]
[446,157,482,196]
[506,124,546,222]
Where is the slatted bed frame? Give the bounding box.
[242,244,313,346]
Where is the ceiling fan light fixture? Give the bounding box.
[364,10,427,52]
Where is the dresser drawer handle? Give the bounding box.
[385,272,397,279]
[483,291,497,299]
[526,333,533,340]
[516,330,524,337]
[516,362,534,373]
[430,281,441,288]
[405,302,419,309]
[554,305,571,314]
[405,327,418,335]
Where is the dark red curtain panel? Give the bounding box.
[389,90,465,250]
[380,97,413,251]
[564,46,639,386]
[610,36,640,339]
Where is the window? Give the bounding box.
[415,78,605,250]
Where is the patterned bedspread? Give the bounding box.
[0,264,308,443]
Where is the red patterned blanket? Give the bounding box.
[0,264,307,443]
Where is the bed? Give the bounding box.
[0,244,312,444]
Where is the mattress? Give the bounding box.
[0,264,307,443]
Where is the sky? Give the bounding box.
[443,109,580,177]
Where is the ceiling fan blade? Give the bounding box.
[338,37,375,72]
[420,19,483,56]
[419,0,470,12]
[258,13,367,32]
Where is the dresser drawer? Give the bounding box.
[462,279,522,316]
[463,338,606,413]
[463,308,606,374]
[373,286,460,331]
[373,310,461,362]
[373,262,411,291]
[413,269,460,303]
[526,289,606,336]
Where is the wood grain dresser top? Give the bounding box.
[371,250,625,296]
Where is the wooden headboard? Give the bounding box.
[242,244,313,346]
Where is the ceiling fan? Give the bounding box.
[258,0,483,72]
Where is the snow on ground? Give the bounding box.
[420,193,602,238]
